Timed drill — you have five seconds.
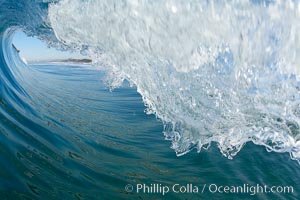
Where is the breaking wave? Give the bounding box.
[2,0,300,163]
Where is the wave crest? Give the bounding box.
[46,0,300,162]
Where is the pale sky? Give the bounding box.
[12,31,87,62]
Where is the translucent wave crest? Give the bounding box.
[48,0,300,161]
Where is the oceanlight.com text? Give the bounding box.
[124,183,294,196]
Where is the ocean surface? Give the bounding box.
[0,61,299,200]
[1,0,300,199]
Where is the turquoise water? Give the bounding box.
[0,62,298,199]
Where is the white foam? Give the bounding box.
[49,0,300,162]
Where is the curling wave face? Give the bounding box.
[2,0,300,163]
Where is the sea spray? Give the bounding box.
[48,0,300,162]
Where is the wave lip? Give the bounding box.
[46,0,300,163]
[47,0,300,162]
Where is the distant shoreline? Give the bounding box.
[59,58,92,63]
[29,58,92,64]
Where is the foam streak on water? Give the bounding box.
[48,0,300,162]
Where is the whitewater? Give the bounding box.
[48,0,300,162]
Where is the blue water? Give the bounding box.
[1,0,300,199]
[0,61,298,199]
